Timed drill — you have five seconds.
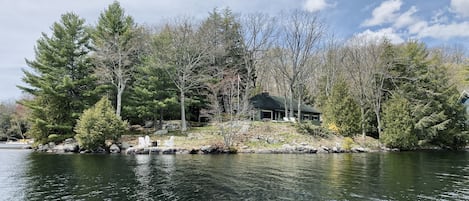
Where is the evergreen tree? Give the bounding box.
[322,79,361,136]
[75,97,127,150]
[123,55,178,127]
[19,13,98,143]
[92,1,147,118]
[200,8,247,114]
[433,85,469,149]
[383,41,468,149]
[201,8,245,74]
[404,42,466,147]
[381,94,416,149]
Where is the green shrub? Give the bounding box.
[74,97,127,151]
[296,122,331,138]
[47,134,60,143]
[228,146,238,154]
[342,137,354,151]
[47,134,74,143]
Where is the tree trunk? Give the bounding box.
[116,84,124,118]
[375,75,385,140]
[180,90,187,132]
[284,93,288,120]
[297,92,302,123]
[283,83,288,119]
[289,87,294,119]
[361,106,366,139]
[16,120,25,140]
[376,112,382,139]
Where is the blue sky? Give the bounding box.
[1,0,468,100]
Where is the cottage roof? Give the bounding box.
[250,93,320,114]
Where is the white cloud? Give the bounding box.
[362,0,402,27]
[394,6,418,29]
[405,18,469,40]
[450,0,469,17]
[360,0,469,41]
[355,28,405,44]
[303,0,334,13]
[407,21,428,35]
[417,22,469,39]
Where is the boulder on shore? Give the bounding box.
[162,148,177,154]
[200,145,220,154]
[154,129,168,135]
[109,144,121,154]
[36,144,50,152]
[63,138,79,152]
[351,147,367,153]
[120,142,131,150]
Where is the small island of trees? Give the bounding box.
[0,1,468,152]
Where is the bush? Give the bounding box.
[296,122,332,138]
[342,137,354,151]
[228,146,238,154]
[47,134,60,142]
[74,97,127,151]
[47,134,74,144]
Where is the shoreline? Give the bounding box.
[2,142,463,154]
[0,142,33,150]
[8,122,465,154]
[29,143,381,155]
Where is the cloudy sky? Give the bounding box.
[1,0,468,100]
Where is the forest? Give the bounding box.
[0,1,468,150]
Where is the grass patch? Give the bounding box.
[245,140,283,149]
[119,121,381,151]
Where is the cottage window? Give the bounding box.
[261,110,273,120]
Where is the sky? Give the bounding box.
[1,0,468,101]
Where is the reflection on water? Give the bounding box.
[1,150,469,200]
[135,155,152,200]
[0,150,30,201]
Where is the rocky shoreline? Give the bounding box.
[32,137,375,155]
[27,121,386,155]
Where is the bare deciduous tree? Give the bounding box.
[154,19,209,132]
[430,44,469,91]
[207,70,250,147]
[316,36,345,98]
[239,13,276,113]
[271,10,323,122]
[343,36,386,138]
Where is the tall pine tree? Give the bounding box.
[123,55,178,127]
[92,1,147,118]
[383,41,468,149]
[19,13,98,143]
[200,8,247,114]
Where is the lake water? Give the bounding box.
[1,150,469,201]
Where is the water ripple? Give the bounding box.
[1,151,469,200]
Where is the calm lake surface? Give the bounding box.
[1,150,469,201]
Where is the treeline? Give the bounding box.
[0,101,28,141]
[12,2,469,150]
[314,39,468,150]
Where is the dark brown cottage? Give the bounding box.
[250,92,321,122]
